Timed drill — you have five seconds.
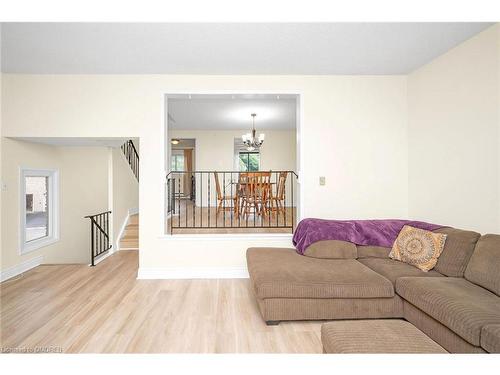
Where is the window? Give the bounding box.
[20,169,59,254]
[171,154,185,172]
[239,152,260,171]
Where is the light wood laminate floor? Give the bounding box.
[0,251,322,353]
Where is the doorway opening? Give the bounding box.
[164,93,300,235]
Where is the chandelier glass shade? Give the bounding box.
[242,113,265,151]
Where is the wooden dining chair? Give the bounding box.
[269,171,288,218]
[214,172,238,215]
[240,172,271,218]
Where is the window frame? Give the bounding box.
[238,151,260,172]
[19,168,60,254]
[171,154,185,172]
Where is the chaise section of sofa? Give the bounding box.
[246,247,403,323]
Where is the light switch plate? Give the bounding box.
[319,176,326,186]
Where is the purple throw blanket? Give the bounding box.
[293,218,445,255]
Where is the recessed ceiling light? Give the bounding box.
[171,139,180,145]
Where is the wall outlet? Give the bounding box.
[319,176,326,186]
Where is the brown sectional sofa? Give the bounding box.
[246,228,500,353]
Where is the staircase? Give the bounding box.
[118,139,139,250]
[120,214,139,250]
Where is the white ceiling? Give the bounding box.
[171,139,196,148]
[12,137,132,148]
[1,23,493,74]
[168,96,297,130]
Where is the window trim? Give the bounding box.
[19,168,60,255]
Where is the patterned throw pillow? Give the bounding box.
[389,225,447,272]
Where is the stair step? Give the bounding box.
[120,239,139,247]
[120,213,139,249]
[124,228,138,236]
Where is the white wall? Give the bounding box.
[408,24,500,233]
[1,74,408,274]
[112,146,139,248]
[170,129,296,172]
[1,138,109,271]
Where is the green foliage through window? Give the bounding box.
[239,152,260,171]
[171,154,185,171]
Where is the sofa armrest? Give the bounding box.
[481,324,500,353]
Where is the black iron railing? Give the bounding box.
[121,140,139,181]
[85,211,112,266]
[165,171,298,234]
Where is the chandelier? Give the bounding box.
[242,113,265,151]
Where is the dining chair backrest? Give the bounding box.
[213,172,222,200]
[242,172,271,201]
[276,171,288,200]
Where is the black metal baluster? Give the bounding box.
[230,172,234,228]
[238,172,241,228]
[291,172,294,232]
[192,173,195,228]
[222,172,226,228]
[253,175,256,228]
[167,178,170,213]
[105,213,108,250]
[90,219,95,266]
[99,214,102,255]
[101,213,104,254]
[208,172,211,228]
[170,179,174,234]
[285,173,289,229]
[200,173,203,228]
[185,174,188,228]
[108,212,111,250]
[178,177,181,228]
[261,173,265,228]
[215,173,218,228]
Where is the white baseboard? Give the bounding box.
[91,250,114,266]
[0,255,44,282]
[137,266,249,279]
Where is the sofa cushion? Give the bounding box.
[358,258,443,285]
[303,240,357,259]
[464,234,500,296]
[389,225,447,272]
[357,245,391,259]
[246,247,394,299]
[433,228,480,277]
[481,324,500,353]
[396,277,500,346]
